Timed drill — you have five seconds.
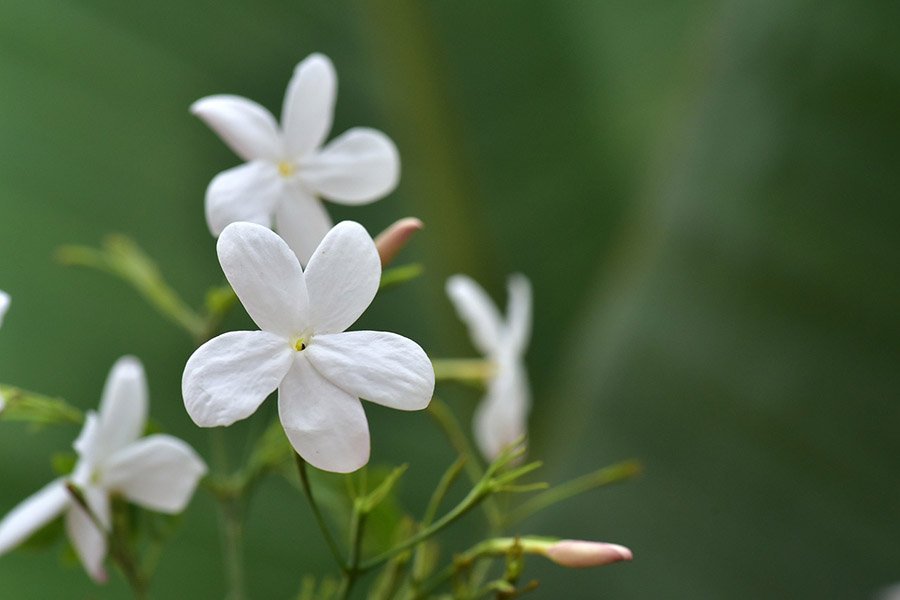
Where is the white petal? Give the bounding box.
[474,364,530,461]
[183,330,293,427]
[0,479,69,555]
[274,184,334,266]
[191,95,282,161]
[306,331,433,411]
[505,274,532,355]
[205,161,287,237]
[72,412,101,466]
[278,356,370,473]
[102,435,207,513]
[282,53,337,158]
[446,275,503,356]
[304,221,380,334]
[301,128,400,204]
[94,356,148,460]
[217,222,309,337]
[65,487,109,583]
[0,290,9,327]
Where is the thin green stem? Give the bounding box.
[0,385,83,425]
[294,453,346,569]
[219,497,246,600]
[208,429,247,600]
[426,397,503,529]
[505,459,642,526]
[359,481,487,573]
[337,501,367,600]
[431,359,495,384]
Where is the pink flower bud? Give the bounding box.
[545,540,633,568]
[375,217,423,266]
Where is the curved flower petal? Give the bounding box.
[217,222,309,337]
[301,128,400,204]
[274,184,334,266]
[304,221,380,334]
[473,364,530,460]
[72,412,101,467]
[0,290,9,327]
[306,331,433,411]
[282,53,336,158]
[278,355,370,473]
[183,330,293,427]
[65,488,109,583]
[94,356,148,460]
[191,95,282,161]
[0,479,69,555]
[102,435,207,513]
[446,275,503,355]
[505,274,532,355]
[205,161,286,237]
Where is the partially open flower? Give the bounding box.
[0,357,207,581]
[544,540,633,568]
[446,274,532,460]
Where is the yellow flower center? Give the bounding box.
[293,338,307,352]
[277,161,295,177]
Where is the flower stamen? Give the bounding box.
[293,338,307,351]
[277,161,295,177]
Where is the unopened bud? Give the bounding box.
[375,217,423,266]
[544,540,633,568]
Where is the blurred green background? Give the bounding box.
[1,1,898,598]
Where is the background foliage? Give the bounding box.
[1,1,898,598]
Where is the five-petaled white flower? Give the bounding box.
[446,274,532,461]
[191,53,400,265]
[182,221,434,473]
[0,356,207,581]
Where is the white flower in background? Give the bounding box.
[0,357,207,581]
[182,221,434,473]
[0,290,9,328]
[191,53,400,265]
[0,290,8,412]
[446,274,532,461]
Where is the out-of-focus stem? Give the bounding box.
[505,459,642,525]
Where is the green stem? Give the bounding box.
[416,537,556,599]
[358,480,488,573]
[294,453,346,569]
[426,397,503,530]
[0,385,83,425]
[431,359,495,384]
[219,497,246,600]
[337,501,367,600]
[208,429,247,600]
[505,459,642,526]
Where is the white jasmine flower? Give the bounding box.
[0,290,9,328]
[182,221,434,473]
[191,53,400,264]
[0,357,207,581]
[446,274,532,461]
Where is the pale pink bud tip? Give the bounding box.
[545,540,633,568]
[375,217,424,267]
